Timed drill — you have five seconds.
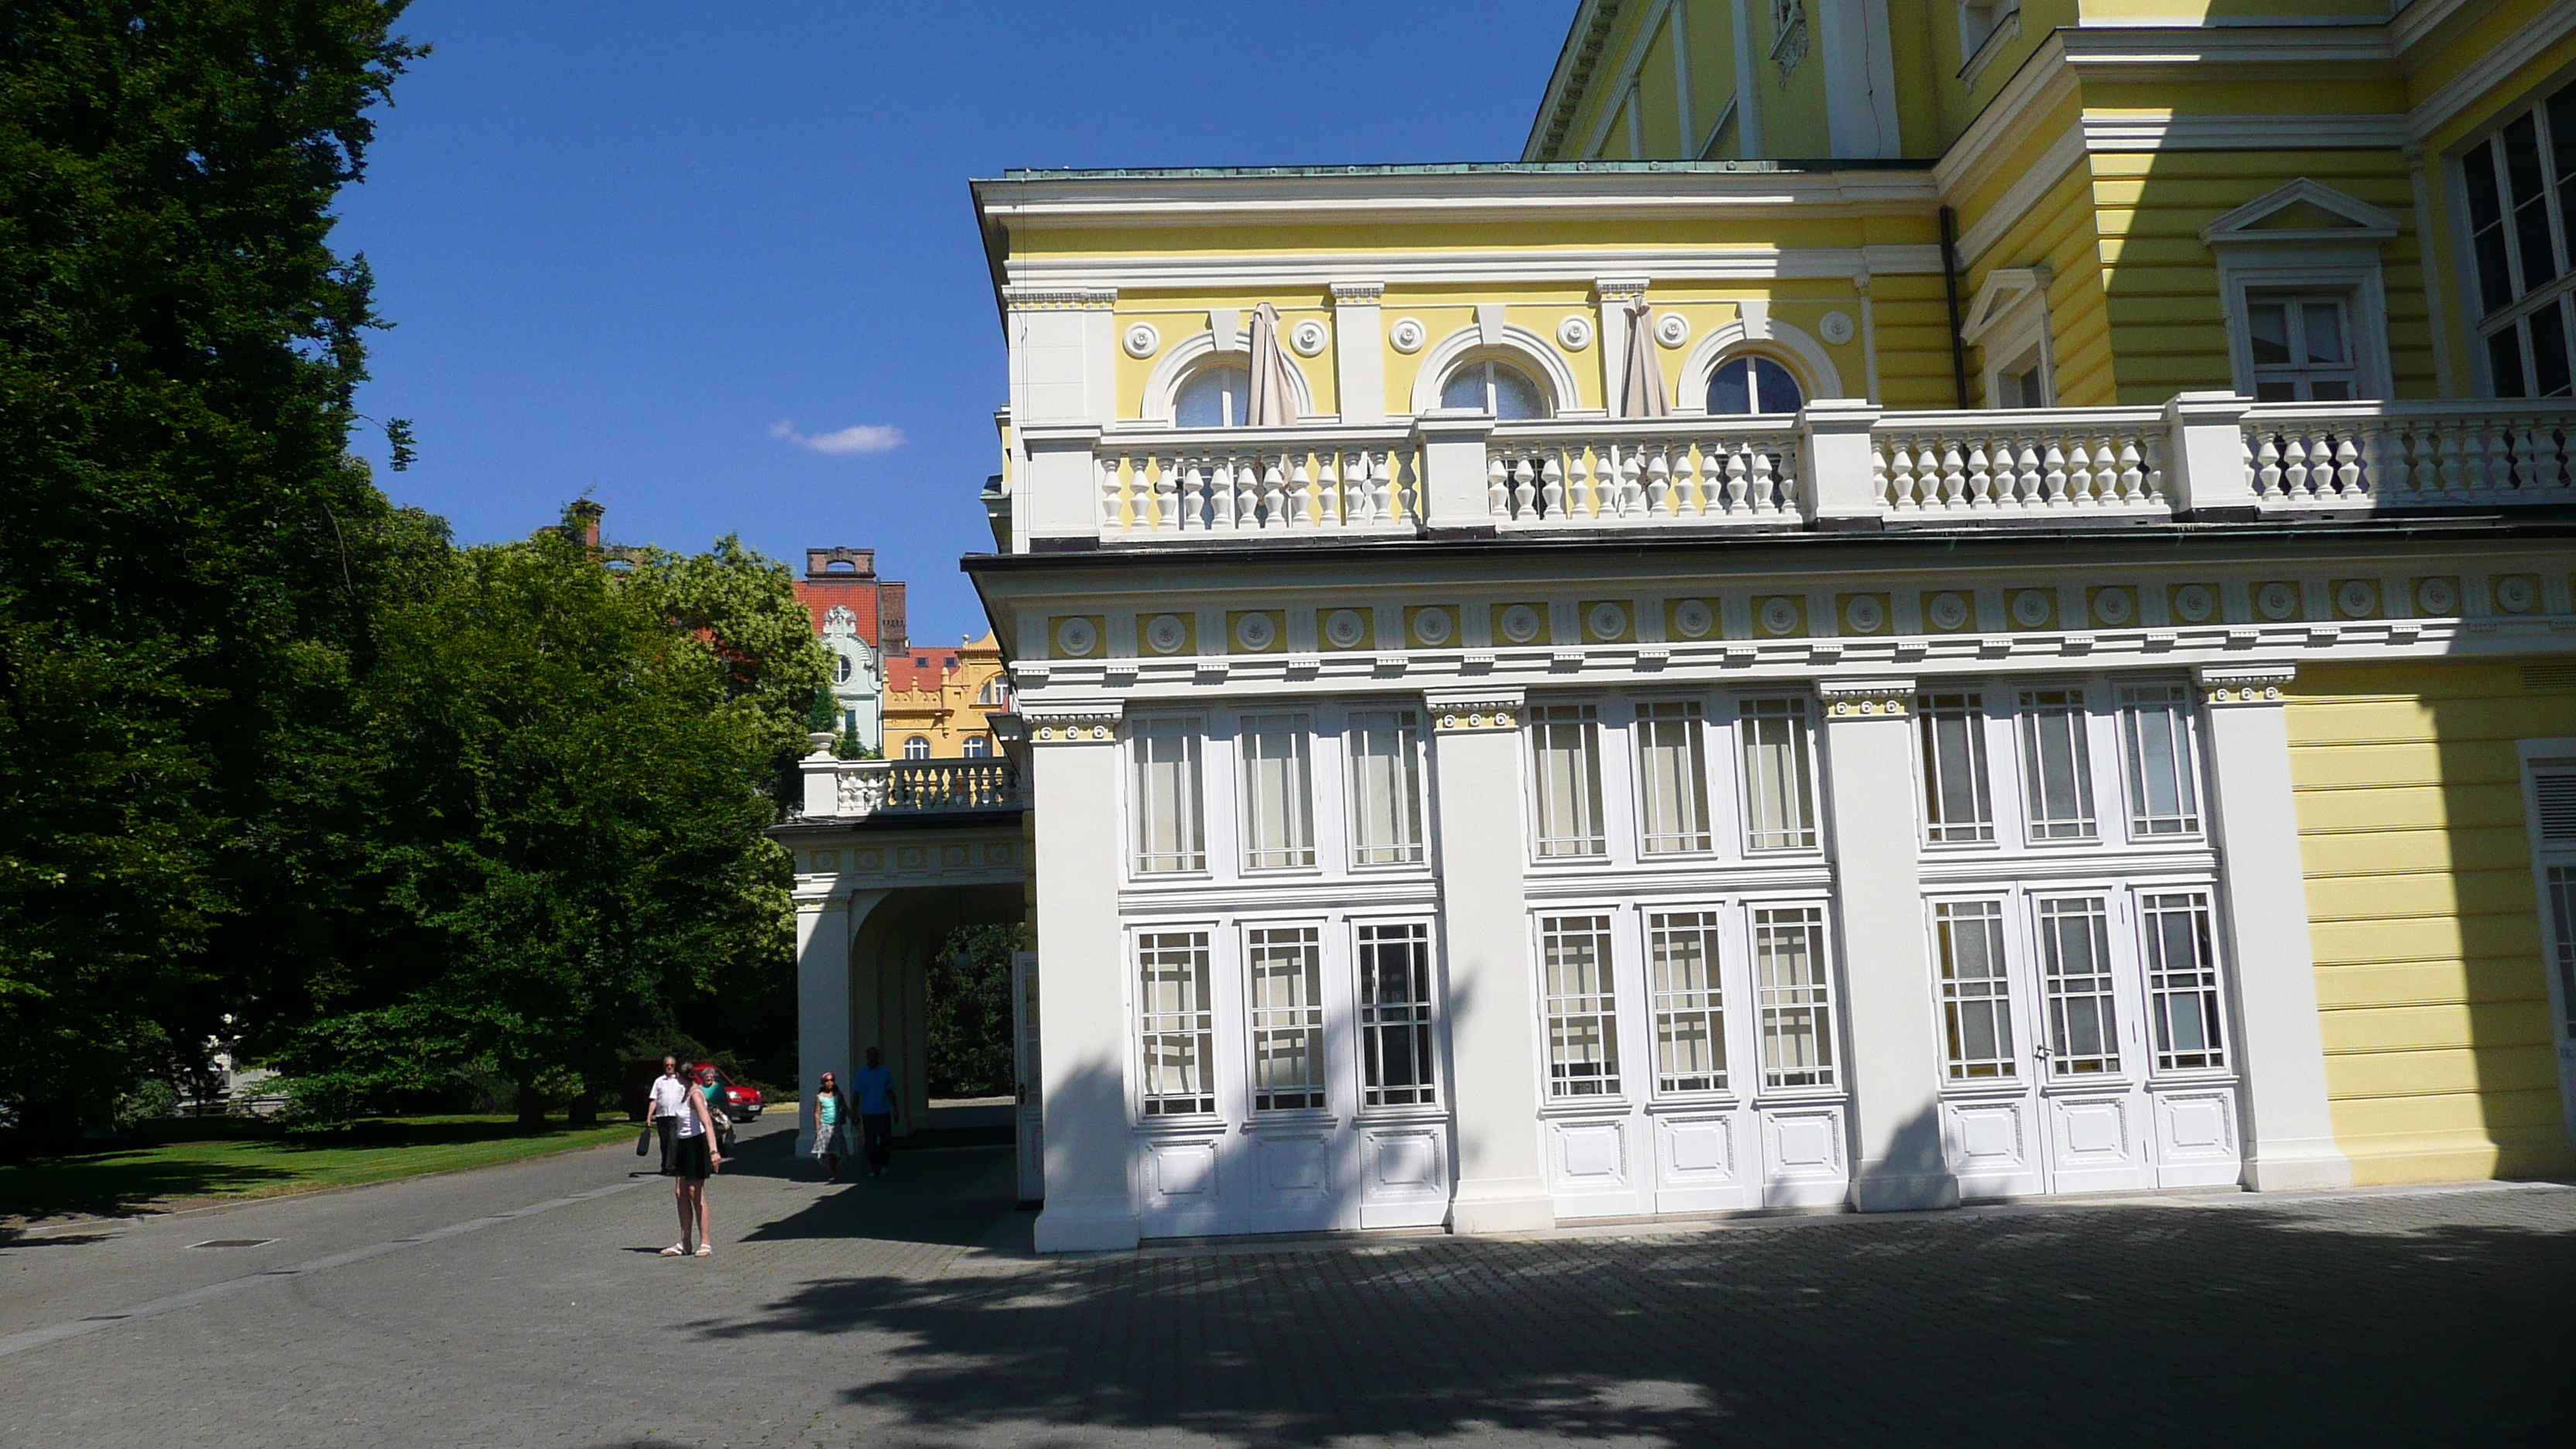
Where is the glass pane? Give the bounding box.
[1440,366,1485,411]
[1708,357,1752,414]
[2307,380,2351,401]
[1751,357,1805,413]
[1531,707,1605,857]
[2550,865,2576,1040]
[1755,907,1835,1089]
[1247,927,1325,1110]
[2035,899,2119,1076]
[1238,715,1314,870]
[1175,366,1249,428]
[2248,303,2292,366]
[2018,690,2098,841]
[1359,923,1437,1107]
[1740,698,1817,851]
[2299,302,2347,365]
[1132,721,1205,873]
[1542,916,1619,1097]
[1636,704,1711,854]
[2506,113,2547,204]
[1918,694,1993,843]
[1137,933,1214,1115]
[1934,901,2016,1081]
[2119,684,2201,837]
[2141,893,2228,1072]
[2464,140,2504,230]
[2518,196,2560,291]
[2491,327,2530,398]
[1491,365,1546,420]
[1347,711,1423,865]
[2254,381,2297,402]
[2533,302,2574,399]
[1649,912,1727,1094]
[2467,143,2516,314]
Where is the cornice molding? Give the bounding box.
[1000,286,1115,312]
[2408,0,2576,142]
[1953,127,2088,272]
[2083,111,2410,152]
[1008,245,1945,293]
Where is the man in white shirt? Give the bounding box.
[645,1056,691,1175]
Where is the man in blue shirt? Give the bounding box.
[849,1046,901,1179]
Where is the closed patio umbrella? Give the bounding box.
[1245,302,1300,427]
[1621,300,1670,418]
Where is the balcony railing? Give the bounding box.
[1015,396,2576,548]
[798,752,1026,823]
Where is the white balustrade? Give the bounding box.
[2241,399,2576,509]
[1872,408,2168,520]
[1484,420,1802,528]
[1093,427,1417,536]
[805,759,1026,821]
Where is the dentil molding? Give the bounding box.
[1814,677,1913,718]
[2195,663,2297,707]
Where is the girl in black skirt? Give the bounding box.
[660,1073,724,1256]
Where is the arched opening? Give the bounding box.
[843,884,1025,1147]
[1439,355,1549,419]
[1707,353,1807,415]
[1174,362,1252,427]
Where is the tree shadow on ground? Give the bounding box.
[703,1187,2575,1446]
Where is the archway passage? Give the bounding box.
[845,883,1024,1142]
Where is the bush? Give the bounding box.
[112,1079,179,1131]
[927,924,1023,1098]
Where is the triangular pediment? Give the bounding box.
[1961,265,2050,345]
[2200,178,2400,245]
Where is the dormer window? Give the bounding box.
[1439,356,1547,420]
[2246,297,2355,402]
[1174,364,1252,427]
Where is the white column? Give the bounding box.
[794,879,881,1155]
[1331,281,1386,424]
[1024,702,1139,1252]
[1424,687,1555,1234]
[1816,679,1960,1212]
[2197,664,2354,1191]
[1816,0,1901,158]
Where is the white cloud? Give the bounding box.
[769,419,904,455]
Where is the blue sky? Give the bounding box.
[340,2,1571,646]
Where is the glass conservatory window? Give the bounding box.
[1918,693,1994,844]
[1530,705,1606,858]
[1440,357,1547,420]
[1934,900,2016,1081]
[1238,714,1315,870]
[1755,906,1836,1090]
[1541,915,1620,1098]
[1739,697,1817,851]
[1246,926,1325,1111]
[1136,932,1214,1116]
[1174,364,1252,427]
[1358,923,1437,1108]
[2119,684,2202,838]
[1346,710,1424,865]
[1635,702,1713,855]
[2017,688,2098,841]
[2141,892,2228,1072]
[1707,355,1804,414]
[2035,896,2119,1077]
[1131,718,1205,874]
[1649,911,1728,1094]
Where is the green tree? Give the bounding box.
[927,923,1024,1099]
[0,2,423,1131]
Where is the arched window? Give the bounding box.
[977,677,1011,708]
[1707,355,1805,415]
[1439,356,1547,420]
[903,736,930,760]
[1174,364,1252,427]
[962,736,991,758]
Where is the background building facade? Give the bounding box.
[795,546,905,753]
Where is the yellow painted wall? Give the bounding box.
[2288,661,2576,1184]
[883,633,1010,760]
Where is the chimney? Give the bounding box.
[568,500,605,550]
[879,581,908,653]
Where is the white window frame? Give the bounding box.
[1738,695,1821,853]
[2117,683,2204,841]
[2137,889,2230,1075]
[1752,903,1838,1092]
[1133,928,1218,1119]
[2015,685,2100,843]
[1632,700,1715,855]
[2455,76,2576,399]
[2202,180,2398,402]
[2517,738,2576,1145]
[1646,909,1731,1096]
[1355,920,1440,1111]
[1243,923,1327,1113]
[1529,704,1608,860]
[1236,713,1317,872]
[1538,913,1623,1100]
[1917,690,1996,846]
[1345,708,1426,868]
[1129,715,1208,877]
[1931,898,2019,1084]
[1959,266,2052,409]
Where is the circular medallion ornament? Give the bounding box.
[1557,316,1594,350]
[1411,608,1454,646]
[2091,587,2135,625]
[1145,614,1188,654]
[1499,604,1544,644]
[1389,318,1427,354]
[1122,323,1160,358]
[1819,310,1856,345]
[2415,577,2458,615]
[1671,598,1715,639]
[1053,617,1098,656]
[1588,601,1629,639]
[2336,580,2379,618]
[1842,595,1886,633]
[1324,608,1368,648]
[1234,612,1278,651]
[2010,590,2054,629]
[1759,598,1801,636]
[1289,319,1328,357]
[2496,575,2540,613]
[1927,591,1971,631]
[2256,582,2300,621]
[2172,584,2216,622]
[1654,312,1691,348]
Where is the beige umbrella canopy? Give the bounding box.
[1620,300,1670,418]
[1245,302,1300,427]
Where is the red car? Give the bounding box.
[688,1064,763,1120]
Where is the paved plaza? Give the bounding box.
[2,1118,2569,1447]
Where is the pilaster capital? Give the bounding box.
[1814,677,1914,719]
[2195,663,2297,707]
[1424,685,1525,733]
[1593,276,1650,303]
[1330,279,1386,304]
[1021,701,1125,744]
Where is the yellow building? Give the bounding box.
[881,631,1012,760]
[780,1,2576,1251]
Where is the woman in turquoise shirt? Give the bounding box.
[810,1070,853,1184]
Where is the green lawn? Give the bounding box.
[0,1115,639,1221]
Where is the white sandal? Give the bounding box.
[692,1244,713,1257]
[659,1244,687,1257]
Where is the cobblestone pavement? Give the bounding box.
[2,1118,2569,1447]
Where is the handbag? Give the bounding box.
[635,1122,653,1156]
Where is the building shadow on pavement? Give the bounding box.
[699,1182,2575,1446]
[738,1142,1023,1250]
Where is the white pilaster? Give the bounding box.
[2197,664,2355,1192]
[1414,413,1497,533]
[1816,679,1960,1212]
[1595,277,1648,416]
[1817,0,1902,158]
[793,882,880,1155]
[1025,701,1140,1252]
[1424,686,1555,1234]
[1331,281,1386,424]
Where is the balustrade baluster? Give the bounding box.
[1284,452,1311,527]
[2041,441,2069,507]
[1379,450,1403,522]
[1488,454,1511,519]
[2332,433,2363,498]
[2120,437,2148,503]
[1646,447,1673,517]
[1148,456,1176,531]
